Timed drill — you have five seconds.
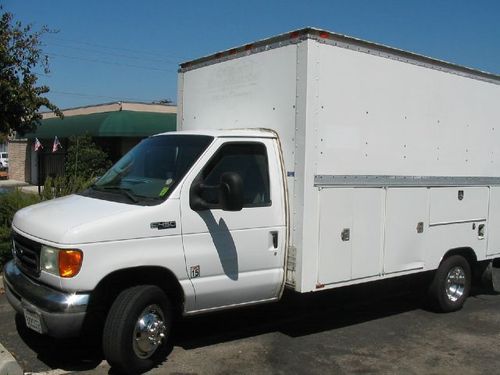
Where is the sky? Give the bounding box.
[2,0,500,109]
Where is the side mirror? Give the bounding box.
[219,172,243,211]
[189,177,209,211]
[189,172,244,212]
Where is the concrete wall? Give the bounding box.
[8,139,31,182]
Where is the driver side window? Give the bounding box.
[201,142,271,208]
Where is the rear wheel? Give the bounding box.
[102,285,172,374]
[428,255,471,312]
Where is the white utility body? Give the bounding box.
[4,28,500,374]
[178,27,500,293]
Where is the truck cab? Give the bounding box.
[4,129,287,373]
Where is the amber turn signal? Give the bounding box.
[58,250,83,278]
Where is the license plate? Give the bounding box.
[24,308,43,334]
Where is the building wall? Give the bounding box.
[8,139,31,182]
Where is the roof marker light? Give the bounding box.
[290,31,300,39]
[319,31,329,39]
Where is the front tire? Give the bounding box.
[428,255,471,312]
[102,285,172,374]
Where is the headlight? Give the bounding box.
[40,245,83,278]
[40,245,58,274]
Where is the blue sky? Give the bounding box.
[3,0,500,109]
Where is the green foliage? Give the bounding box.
[0,7,62,136]
[0,189,41,268]
[42,175,94,200]
[65,135,112,181]
[0,189,40,227]
[0,225,11,271]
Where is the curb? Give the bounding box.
[0,342,22,375]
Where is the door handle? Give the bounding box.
[478,224,485,240]
[271,231,278,249]
[341,228,350,242]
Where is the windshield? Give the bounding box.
[82,134,213,205]
[0,153,6,158]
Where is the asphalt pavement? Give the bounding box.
[1,275,500,374]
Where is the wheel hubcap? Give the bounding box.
[445,266,466,302]
[133,304,167,359]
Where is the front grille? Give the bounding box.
[12,232,42,277]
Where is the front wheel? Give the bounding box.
[428,255,471,312]
[102,285,172,374]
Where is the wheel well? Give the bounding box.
[440,247,478,273]
[89,266,185,318]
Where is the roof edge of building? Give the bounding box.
[42,101,176,119]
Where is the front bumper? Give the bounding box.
[3,260,90,338]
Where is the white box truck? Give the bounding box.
[4,28,500,373]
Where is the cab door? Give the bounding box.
[180,137,286,312]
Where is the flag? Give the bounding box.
[52,136,62,153]
[34,138,43,151]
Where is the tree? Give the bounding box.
[0,7,61,136]
[65,135,112,180]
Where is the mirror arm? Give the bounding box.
[199,183,219,190]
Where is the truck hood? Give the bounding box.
[12,194,180,245]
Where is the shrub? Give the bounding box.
[0,189,41,227]
[0,225,12,270]
[0,190,41,269]
[42,175,94,200]
[65,135,112,181]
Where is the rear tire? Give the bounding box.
[428,255,471,312]
[102,285,172,374]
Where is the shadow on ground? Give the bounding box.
[174,273,432,350]
[15,313,104,372]
[11,273,498,373]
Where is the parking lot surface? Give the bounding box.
[1,277,500,374]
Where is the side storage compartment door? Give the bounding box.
[383,188,428,274]
[487,187,500,257]
[426,187,488,267]
[318,188,384,284]
[318,189,353,284]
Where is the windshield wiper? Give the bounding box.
[91,185,139,203]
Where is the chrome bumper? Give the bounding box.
[3,260,90,338]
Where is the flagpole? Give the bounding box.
[75,137,79,178]
[34,138,44,196]
[37,140,41,196]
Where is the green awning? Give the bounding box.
[25,110,176,138]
